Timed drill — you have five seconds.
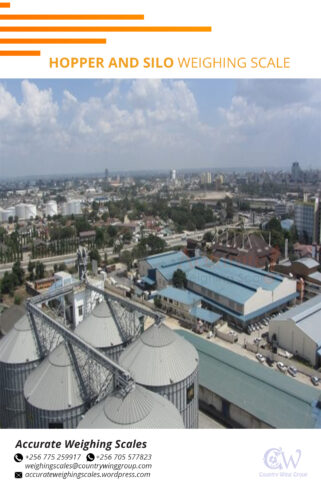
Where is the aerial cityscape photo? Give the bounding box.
[0,78,320,430]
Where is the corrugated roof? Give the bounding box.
[189,306,221,324]
[145,250,188,269]
[158,286,202,306]
[294,257,319,269]
[158,256,211,281]
[0,314,40,364]
[141,276,156,286]
[77,385,184,429]
[75,301,123,349]
[187,258,286,304]
[24,342,85,411]
[275,295,321,345]
[176,330,321,428]
[119,322,198,386]
[309,272,321,282]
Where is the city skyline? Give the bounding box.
[0,78,320,177]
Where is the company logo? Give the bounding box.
[259,447,307,478]
[263,447,301,470]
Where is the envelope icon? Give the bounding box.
[15,472,23,479]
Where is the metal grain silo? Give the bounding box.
[78,384,184,429]
[0,315,41,428]
[75,301,127,360]
[119,322,199,428]
[24,342,90,429]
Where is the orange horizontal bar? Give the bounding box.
[0,14,144,20]
[0,50,40,55]
[0,3,11,7]
[0,38,106,43]
[0,25,212,32]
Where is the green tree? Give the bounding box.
[172,269,187,289]
[12,260,25,285]
[119,250,132,269]
[1,272,16,295]
[89,248,101,265]
[35,261,45,279]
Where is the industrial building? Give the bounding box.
[119,321,199,428]
[211,232,280,269]
[275,257,321,285]
[269,295,321,367]
[139,250,211,290]
[157,286,221,329]
[178,330,321,429]
[186,258,297,329]
[1,274,199,429]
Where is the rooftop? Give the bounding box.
[294,257,319,269]
[275,295,321,345]
[176,329,321,428]
[144,250,188,270]
[158,286,202,306]
[187,258,285,305]
[158,255,211,281]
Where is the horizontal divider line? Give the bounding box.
[0,25,212,32]
[0,50,40,55]
[0,14,144,20]
[0,38,107,43]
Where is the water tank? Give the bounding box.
[0,315,41,428]
[25,203,37,219]
[78,384,184,429]
[24,342,91,429]
[1,207,15,222]
[75,301,128,360]
[119,322,199,428]
[45,200,58,217]
[15,203,26,220]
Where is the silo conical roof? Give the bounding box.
[119,322,199,387]
[75,301,123,349]
[78,384,184,429]
[0,315,40,364]
[24,342,85,411]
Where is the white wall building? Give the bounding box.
[269,295,321,367]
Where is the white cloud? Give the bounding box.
[0,79,320,176]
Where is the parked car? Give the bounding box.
[277,361,287,373]
[311,376,320,386]
[266,357,274,367]
[262,332,269,339]
[256,353,265,363]
[287,366,298,377]
[254,337,262,344]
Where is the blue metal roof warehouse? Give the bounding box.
[186,258,297,328]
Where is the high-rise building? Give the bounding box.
[294,197,320,243]
[201,172,212,185]
[170,169,177,181]
[291,162,302,182]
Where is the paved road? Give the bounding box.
[0,224,240,277]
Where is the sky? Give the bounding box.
[0,79,320,177]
